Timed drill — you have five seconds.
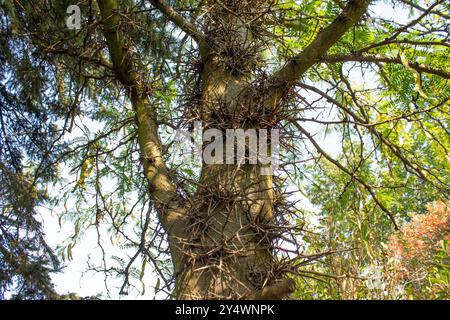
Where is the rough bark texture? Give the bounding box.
[97,0,188,282]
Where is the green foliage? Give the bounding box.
[425,240,450,299]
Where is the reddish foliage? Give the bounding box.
[388,200,450,279]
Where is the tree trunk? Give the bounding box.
[173,7,279,298]
[174,76,276,299]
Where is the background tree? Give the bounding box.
[0,7,61,297]
[0,0,448,299]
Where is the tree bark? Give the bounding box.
[97,0,371,300]
[174,34,276,298]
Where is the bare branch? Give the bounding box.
[400,0,450,20]
[290,120,399,230]
[148,0,208,54]
[322,53,450,79]
[375,1,445,45]
[357,39,450,51]
[297,83,433,182]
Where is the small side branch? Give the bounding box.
[322,53,450,79]
[291,121,399,230]
[149,0,208,54]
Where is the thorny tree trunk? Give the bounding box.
[173,3,286,299]
[175,75,276,299]
[97,0,372,300]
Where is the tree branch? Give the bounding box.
[148,0,208,54]
[297,83,431,183]
[400,0,450,20]
[291,121,399,230]
[353,0,446,53]
[322,53,450,79]
[96,0,188,273]
[358,39,450,51]
[265,0,371,95]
